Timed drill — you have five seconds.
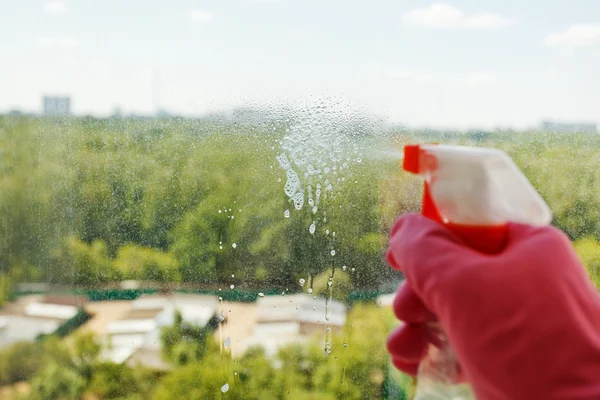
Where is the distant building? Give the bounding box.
[43,96,71,116]
[103,294,219,366]
[0,294,87,349]
[242,294,347,357]
[540,120,597,133]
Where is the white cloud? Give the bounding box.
[37,36,80,49]
[187,9,215,23]
[464,13,515,29]
[44,0,67,14]
[402,3,514,29]
[545,24,600,47]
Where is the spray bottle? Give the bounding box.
[402,144,552,399]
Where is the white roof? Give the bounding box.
[132,297,169,310]
[109,333,147,348]
[376,293,396,307]
[0,316,61,349]
[251,321,300,336]
[103,347,137,364]
[24,303,78,320]
[256,294,346,325]
[107,319,157,335]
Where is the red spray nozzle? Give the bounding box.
[402,144,422,174]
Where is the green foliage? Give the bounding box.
[87,362,140,399]
[0,116,406,291]
[0,342,45,384]
[160,310,218,366]
[51,236,119,285]
[114,245,180,282]
[152,304,392,399]
[573,237,600,289]
[0,272,13,306]
[54,308,93,338]
[311,304,391,399]
[313,269,353,303]
[29,362,86,400]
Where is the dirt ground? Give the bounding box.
[78,300,134,335]
[214,301,258,358]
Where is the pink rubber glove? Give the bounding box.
[386,213,600,400]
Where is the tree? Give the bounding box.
[313,269,353,303]
[160,310,219,366]
[50,236,118,285]
[29,362,85,400]
[113,245,180,282]
[0,341,45,385]
[573,237,600,289]
[87,362,140,399]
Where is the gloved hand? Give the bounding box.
[386,213,600,400]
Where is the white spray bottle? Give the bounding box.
[401,144,552,399]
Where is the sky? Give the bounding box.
[1,0,600,130]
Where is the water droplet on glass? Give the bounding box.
[230,284,235,289]
[307,288,313,294]
[327,281,332,287]
[218,314,225,322]
[309,223,316,234]
[224,337,231,348]
[258,292,264,297]
[325,229,330,235]
[332,232,336,237]
[330,250,336,256]
[232,243,237,249]
[342,265,347,271]
[218,210,222,213]
[312,206,318,214]
[325,343,332,354]
[221,383,229,393]
[299,278,306,286]
[231,274,235,278]
[219,245,223,250]
[218,296,223,301]
[284,209,290,218]
[343,343,348,347]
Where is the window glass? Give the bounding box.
[1,1,599,399]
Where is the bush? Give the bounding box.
[114,245,180,282]
[51,236,119,285]
[0,342,45,385]
[573,237,600,289]
[87,362,140,399]
[312,269,353,303]
[29,362,85,400]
